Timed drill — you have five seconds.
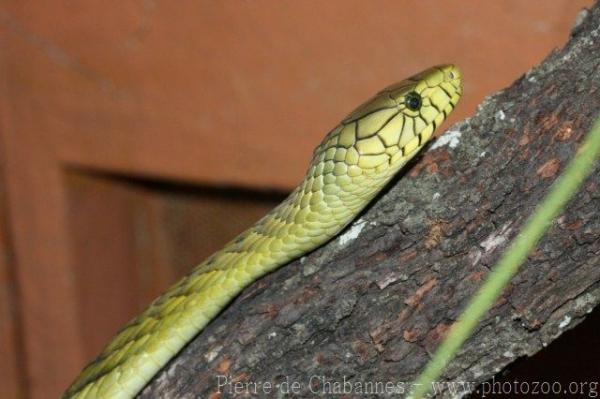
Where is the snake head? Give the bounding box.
[314,65,462,179]
[386,64,462,123]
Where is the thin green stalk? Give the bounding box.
[408,116,600,399]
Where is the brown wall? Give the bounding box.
[0,1,593,397]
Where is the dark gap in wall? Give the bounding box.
[63,166,287,359]
[469,306,600,398]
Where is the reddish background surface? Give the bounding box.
[0,1,593,397]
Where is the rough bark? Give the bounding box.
[142,4,600,398]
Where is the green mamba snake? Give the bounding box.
[64,64,463,398]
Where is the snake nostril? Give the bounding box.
[448,71,456,80]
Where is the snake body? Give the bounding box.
[65,65,462,398]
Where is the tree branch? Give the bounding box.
[141,4,600,397]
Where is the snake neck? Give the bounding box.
[63,64,462,399]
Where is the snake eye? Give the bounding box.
[405,92,422,111]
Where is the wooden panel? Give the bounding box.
[66,173,148,360]
[0,140,24,398]
[0,1,593,397]
[0,25,85,398]
[65,172,284,361]
[0,135,83,397]
[1,1,592,188]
